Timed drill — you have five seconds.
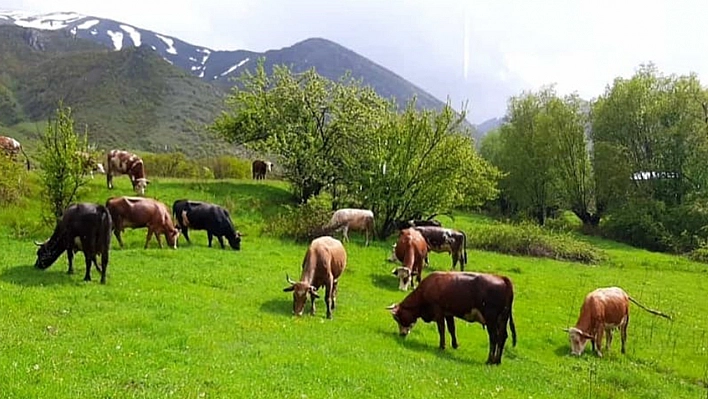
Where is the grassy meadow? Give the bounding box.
[0,174,707,398]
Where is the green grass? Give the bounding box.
[0,175,707,398]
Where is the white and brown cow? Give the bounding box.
[564,287,672,357]
[387,226,467,271]
[106,150,149,195]
[0,135,30,170]
[322,208,374,246]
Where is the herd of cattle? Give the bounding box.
[4,136,673,365]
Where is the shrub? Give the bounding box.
[601,199,673,252]
[198,156,251,179]
[467,221,605,264]
[139,152,214,179]
[264,195,333,242]
[687,243,708,264]
[0,154,27,205]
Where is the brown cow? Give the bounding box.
[105,196,179,249]
[252,160,272,180]
[391,228,428,291]
[322,208,375,246]
[565,287,672,357]
[388,271,517,364]
[106,150,149,195]
[0,135,30,170]
[283,236,347,319]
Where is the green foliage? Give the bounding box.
[0,82,23,125]
[0,154,27,205]
[36,103,89,221]
[601,198,672,252]
[467,221,605,264]
[263,194,333,242]
[198,155,251,179]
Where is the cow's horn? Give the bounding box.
[34,240,43,246]
[286,273,297,285]
[385,304,397,310]
[562,327,571,333]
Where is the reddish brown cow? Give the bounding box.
[391,228,428,291]
[0,135,30,170]
[565,287,671,357]
[252,160,272,180]
[388,271,517,365]
[283,236,347,319]
[105,196,180,249]
[106,150,149,195]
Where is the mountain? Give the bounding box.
[0,11,475,128]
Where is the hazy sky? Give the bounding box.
[2,0,707,123]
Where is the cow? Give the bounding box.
[393,217,442,230]
[106,150,149,195]
[412,226,468,271]
[391,228,428,291]
[252,160,273,180]
[388,271,517,365]
[283,236,347,319]
[105,196,179,249]
[172,199,242,250]
[77,151,105,179]
[33,203,112,284]
[0,135,30,170]
[564,287,672,357]
[322,208,375,246]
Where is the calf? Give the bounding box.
[252,160,273,180]
[33,203,112,284]
[388,271,517,365]
[391,228,428,291]
[172,199,242,250]
[77,151,105,179]
[105,196,179,249]
[323,208,375,246]
[106,150,149,195]
[283,236,347,319]
[565,287,672,357]
[0,135,30,170]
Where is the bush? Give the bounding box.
[198,156,251,179]
[467,221,605,264]
[138,152,214,179]
[264,195,333,242]
[0,154,27,205]
[601,199,673,252]
[687,243,708,264]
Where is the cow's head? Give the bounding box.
[227,231,242,250]
[564,327,593,356]
[131,178,149,196]
[387,304,417,336]
[166,227,180,249]
[283,274,319,316]
[95,163,105,174]
[33,238,62,269]
[265,161,273,172]
[391,266,412,291]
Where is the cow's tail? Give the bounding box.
[461,230,468,269]
[628,296,672,320]
[19,144,30,170]
[97,206,112,272]
[503,276,517,347]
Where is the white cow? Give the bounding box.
[324,208,374,246]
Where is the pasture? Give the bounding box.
[0,175,706,398]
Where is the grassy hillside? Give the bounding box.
[0,175,705,398]
[0,26,230,157]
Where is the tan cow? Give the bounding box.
[0,135,30,170]
[283,236,347,319]
[564,287,672,357]
[323,208,374,246]
[105,196,180,249]
[391,228,429,291]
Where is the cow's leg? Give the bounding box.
[325,281,334,319]
[342,225,349,242]
[155,231,164,249]
[451,253,459,270]
[485,322,498,364]
[107,172,113,189]
[445,316,458,349]
[66,247,75,275]
[207,232,214,247]
[494,314,510,364]
[436,317,447,349]
[144,229,154,249]
[100,251,108,285]
[331,279,339,309]
[182,227,191,243]
[605,328,613,352]
[594,328,604,358]
[309,292,316,316]
[113,228,125,249]
[620,316,628,354]
[217,235,225,249]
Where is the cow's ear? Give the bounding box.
[391,268,398,276]
[145,179,151,185]
[283,286,295,292]
[309,287,320,298]
[562,328,570,333]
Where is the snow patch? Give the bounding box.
[220,58,250,76]
[163,57,173,65]
[151,45,156,50]
[90,29,97,36]
[199,70,205,78]
[190,66,201,71]
[120,24,141,47]
[0,11,85,30]
[106,30,123,51]
[155,33,177,55]
[76,19,99,30]
[189,56,197,62]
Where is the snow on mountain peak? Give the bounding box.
[155,33,178,55]
[0,10,86,30]
[120,24,141,47]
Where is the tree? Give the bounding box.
[38,103,90,222]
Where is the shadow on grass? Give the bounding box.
[375,327,483,366]
[370,272,400,292]
[0,264,79,287]
[259,298,294,316]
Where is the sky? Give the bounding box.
[2,0,708,123]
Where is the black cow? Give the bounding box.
[34,203,112,284]
[393,217,443,231]
[172,199,242,250]
[414,226,467,271]
[388,271,517,365]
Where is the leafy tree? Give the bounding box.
[37,103,90,222]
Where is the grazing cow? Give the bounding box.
[33,203,111,284]
[391,228,428,291]
[172,199,242,250]
[106,150,149,195]
[105,196,179,249]
[388,271,517,365]
[323,208,375,246]
[0,135,30,170]
[77,151,105,179]
[252,160,273,180]
[565,287,672,357]
[283,236,347,319]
